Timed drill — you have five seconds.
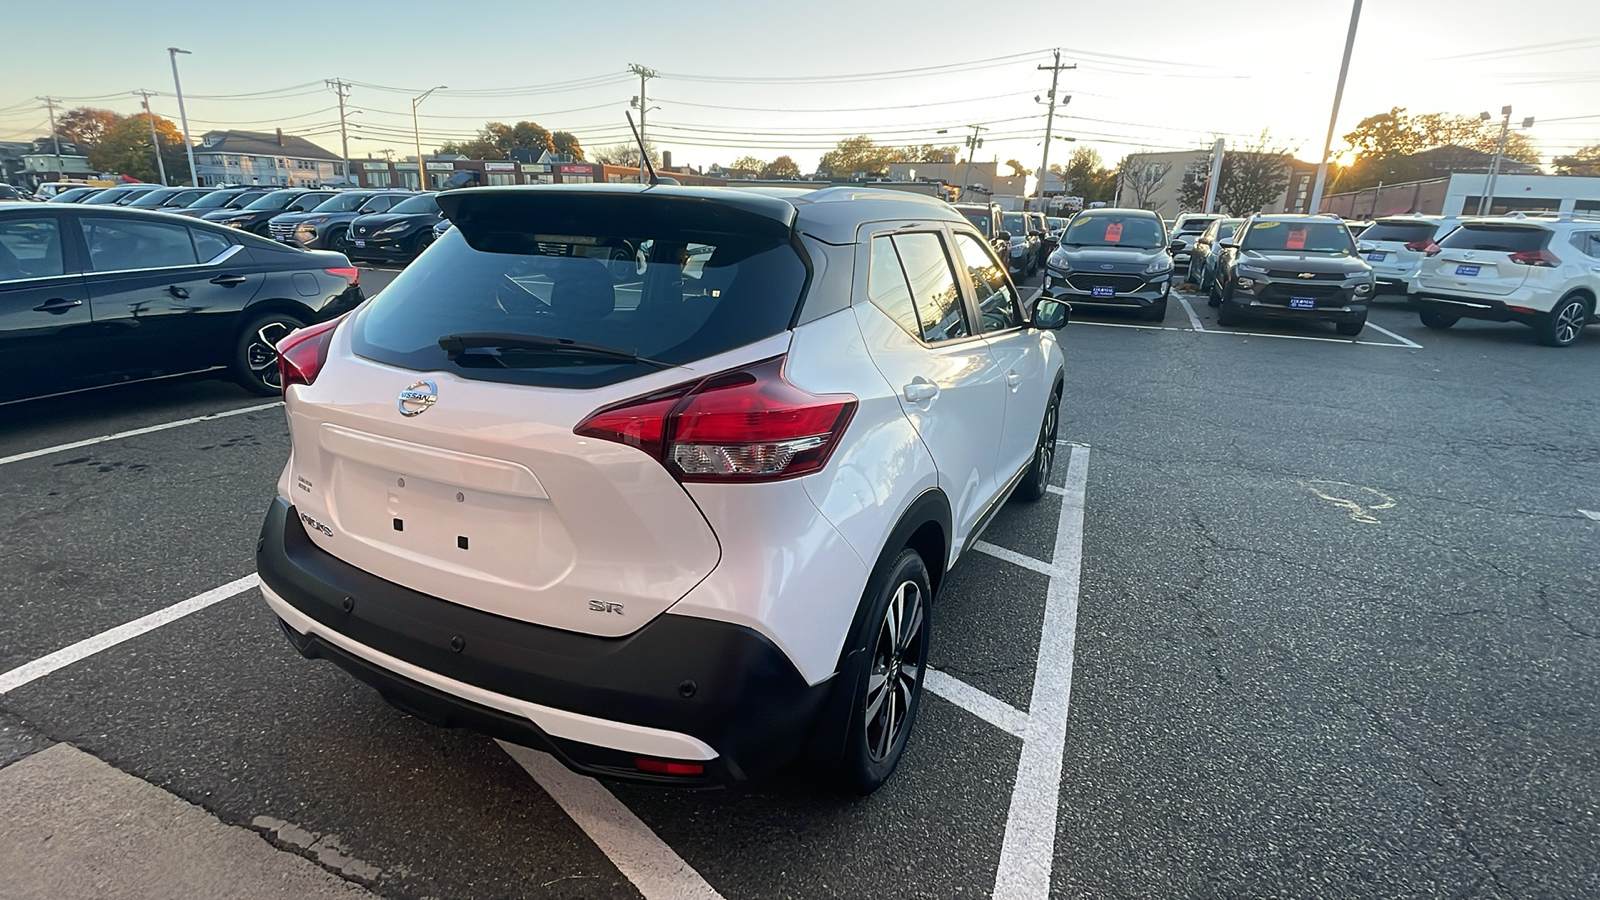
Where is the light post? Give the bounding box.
[411,86,446,191]
[1477,106,1534,215]
[167,48,198,186]
[1308,0,1363,214]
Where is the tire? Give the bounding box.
[829,548,933,795]
[1015,388,1061,502]
[1207,275,1223,307]
[328,228,352,256]
[410,230,433,261]
[1144,299,1168,322]
[1536,294,1592,347]
[1335,318,1366,337]
[231,310,308,396]
[1215,285,1240,326]
[1185,260,1197,285]
[1419,309,1458,330]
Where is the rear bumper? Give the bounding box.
[1413,293,1523,323]
[256,497,831,785]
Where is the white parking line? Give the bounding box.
[1173,290,1207,331]
[924,669,1030,738]
[0,402,282,468]
[974,540,1055,577]
[1580,509,1600,521]
[499,743,725,900]
[993,444,1089,899]
[0,575,260,695]
[1363,321,1424,349]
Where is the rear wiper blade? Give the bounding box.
[437,332,674,368]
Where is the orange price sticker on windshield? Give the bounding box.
[1286,227,1307,250]
[1104,221,1123,242]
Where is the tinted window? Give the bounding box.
[311,193,375,213]
[954,232,1020,332]
[1360,221,1440,243]
[1569,232,1600,258]
[81,217,199,271]
[165,189,209,207]
[359,195,401,213]
[242,190,303,211]
[192,228,232,263]
[958,208,992,235]
[352,223,807,389]
[1002,212,1027,235]
[1063,214,1164,250]
[892,232,969,343]
[1176,216,1218,234]
[49,187,100,203]
[1218,221,1241,241]
[126,188,183,208]
[389,194,440,215]
[868,236,922,339]
[81,188,133,205]
[288,192,332,212]
[1439,225,1550,253]
[0,217,66,282]
[187,191,241,210]
[1240,221,1354,255]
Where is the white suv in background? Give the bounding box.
[257,185,1068,793]
[1354,215,1462,294]
[1412,214,1600,347]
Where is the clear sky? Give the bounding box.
[2,0,1596,174]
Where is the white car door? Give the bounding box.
[854,228,1007,550]
[950,229,1051,486]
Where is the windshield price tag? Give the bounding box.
[1286,228,1307,250]
[1104,222,1122,243]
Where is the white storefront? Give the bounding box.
[1442,173,1600,216]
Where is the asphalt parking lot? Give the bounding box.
[2,267,1597,899]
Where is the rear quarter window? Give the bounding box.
[1439,225,1550,253]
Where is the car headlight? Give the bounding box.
[1046,251,1072,274]
[1237,264,1268,277]
[306,216,330,225]
[379,222,410,234]
[1144,256,1172,275]
[1354,283,1373,294]
[226,220,246,228]
[1236,277,1257,291]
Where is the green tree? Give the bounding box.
[817,135,900,177]
[1215,131,1292,216]
[56,107,120,149]
[1004,159,1030,178]
[730,156,766,174]
[1063,146,1115,204]
[761,155,802,179]
[898,144,958,164]
[1341,107,1545,189]
[551,131,583,160]
[92,114,187,184]
[591,141,661,169]
[1553,143,1600,177]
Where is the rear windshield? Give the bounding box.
[1240,220,1354,255]
[958,208,991,234]
[1438,224,1549,253]
[1218,221,1241,240]
[389,194,439,215]
[1175,216,1218,233]
[1062,214,1164,250]
[352,220,808,389]
[1360,221,1440,244]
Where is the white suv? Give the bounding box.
[1354,215,1463,294]
[257,185,1068,792]
[1412,214,1600,347]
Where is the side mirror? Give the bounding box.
[1220,241,1238,250]
[998,230,1012,242]
[1032,297,1070,330]
[1168,240,1184,254]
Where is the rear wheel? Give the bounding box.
[1419,309,1459,330]
[1536,294,1591,347]
[831,548,932,795]
[1336,317,1367,337]
[1016,388,1061,502]
[231,310,307,396]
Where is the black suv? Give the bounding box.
[268,190,411,253]
[203,189,335,236]
[347,192,442,263]
[1211,215,1374,336]
[1042,208,1173,320]
[952,201,1007,259]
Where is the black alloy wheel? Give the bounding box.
[232,311,308,396]
[1537,294,1591,347]
[1017,389,1061,502]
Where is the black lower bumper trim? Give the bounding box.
[1414,294,1519,323]
[257,498,833,784]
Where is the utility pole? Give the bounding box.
[134,90,168,185]
[168,48,198,186]
[326,79,353,185]
[1034,49,1076,211]
[959,124,988,201]
[1202,137,1225,214]
[411,86,446,190]
[628,64,658,151]
[1308,0,1362,215]
[39,96,65,180]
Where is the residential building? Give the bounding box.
[193,130,347,187]
[1115,149,1320,218]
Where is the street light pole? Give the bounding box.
[1307,0,1362,215]
[134,90,168,185]
[167,48,198,186]
[1477,106,1531,216]
[411,86,446,191]
[1035,49,1076,211]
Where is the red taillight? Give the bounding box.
[325,266,359,284]
[275,316,343,397]
[575,356,857,483]
[634,758,705,777]
[1507,249,1560,268]
[1404,239,1441,256]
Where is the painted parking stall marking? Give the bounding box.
[0,401,282,468]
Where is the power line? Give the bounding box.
[652,91,1033,114]
[659,49,1050,84]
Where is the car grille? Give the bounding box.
[1259,284,1345,307]
[1267,270,1344,281]
[352,224,369,237]
[1065,273,1145,293]
[269,222,297,241]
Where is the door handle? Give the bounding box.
[210,274,248,286]
[903,379,939,404]
[33,297,83,313]
[168,285,190,299]
[1005,371,1022,390]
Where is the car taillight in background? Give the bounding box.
[575,356,857,483]
[1507,249,1560,268]
[325,266,360,285]
[276,316,344,397]
[1404,239,1441,256]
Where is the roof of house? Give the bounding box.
[196,131,340,162]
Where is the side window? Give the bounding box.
[953,232,1021,333]
[81,217,198,271]
[892,232,970,343]
[0,217,66,283]
[191,228,232,263]
[1569,231,1600,259]
[867,236,922,339]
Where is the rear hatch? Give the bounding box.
[285,187,809,637]
[1417,222,1547,297]
[1356,219,1444,277]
